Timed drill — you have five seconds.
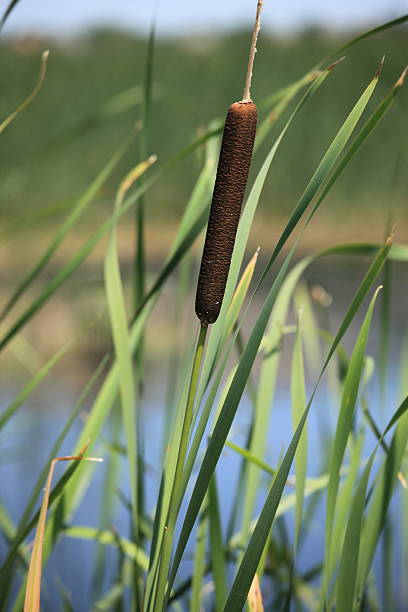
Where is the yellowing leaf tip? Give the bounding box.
[395,65,408,88]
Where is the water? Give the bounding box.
[1,256,408,609]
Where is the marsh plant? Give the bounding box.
[1,1,408,611]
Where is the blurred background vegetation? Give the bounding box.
[0,27,407,239]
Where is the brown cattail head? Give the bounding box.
[195,100,257,325]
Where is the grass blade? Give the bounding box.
[355,399,408,605]
[335,455,375,612]
[0,342,71,431]
[63,526,149,570]
[23,443,102,612]
[221,248,259,347]
[259,64,381,285]
[322,15,408,65]
[324,287,382,599]
[306,66,407,228]
[228,471,346,551]
[324,431,364,605]
[134,17,155,309]
[104,162,154,606]
[291,316,308,552]
[339,395,408,609]
[247,574,264,612]
[0,50,49,133]
[223,241,389,611]
[190,502,208,612]
[226,440,276,478]
[105,162,152,524]
[133,18,156,409]
[48,85,152,152]
[208,475,228,610]
[255,70,322,151]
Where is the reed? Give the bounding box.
[153,5,264,609]
[1,3,408,611]
[195,1,262,325]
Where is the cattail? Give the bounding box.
[195,101,257,324]
[195,1,263,325]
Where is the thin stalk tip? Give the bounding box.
[375,55,386,78]
[326,56,346,72]
[242,0,264,102]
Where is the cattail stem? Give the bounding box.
[153,323,208,610]
[242,0,264,102]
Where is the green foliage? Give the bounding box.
[1,13,408,612]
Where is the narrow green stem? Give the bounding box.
[134,200,146,400]
[135,202,146,310]
[153,323,208,611]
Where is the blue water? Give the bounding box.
[1,371,406,610]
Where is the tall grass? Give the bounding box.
[1,10,408,612]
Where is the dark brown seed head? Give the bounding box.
[195,100,257,325]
